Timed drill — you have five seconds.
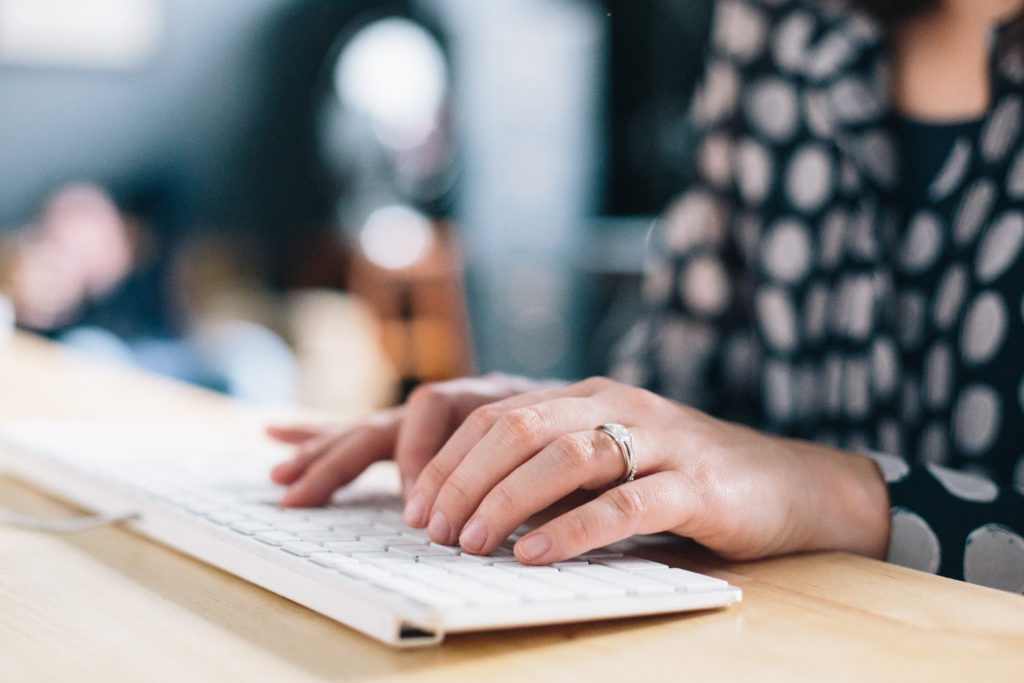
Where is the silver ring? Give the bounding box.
[596,423,637,485]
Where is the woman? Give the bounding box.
[270,0,1024,590]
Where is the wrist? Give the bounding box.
[793,441,892,559]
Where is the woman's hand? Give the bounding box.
[268,374,560,506]
[271,376,891,566]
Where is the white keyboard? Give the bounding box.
[0,420,741,647]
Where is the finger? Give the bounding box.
[280,419,398,507]
[269,428,346,485]
[457,427,664,554]
[403,378,617,529]
[421,393,625,545]
[266,424,324,444]
[513,472,697,565]
[394,379,520,500]
[393,385,460,500]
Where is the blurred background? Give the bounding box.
[0,0,712,416]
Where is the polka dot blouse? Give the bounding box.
[615,0,1024,591]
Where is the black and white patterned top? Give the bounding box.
[615,0,1024,591]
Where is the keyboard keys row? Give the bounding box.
[302,546,725,606]
[187,490,731,609]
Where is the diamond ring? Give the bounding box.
[595,423,637,485]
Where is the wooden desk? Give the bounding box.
[1,333,1023,681]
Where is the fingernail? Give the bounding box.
[459,517,488,552]
[516,532,552,562]
[403,493,427,527]
[401,478,416,501]
[428,510,452,544]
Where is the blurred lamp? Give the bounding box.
[333,18,447,151]
[359,205,433,270]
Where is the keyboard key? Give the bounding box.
[635,568,729,592]
[532,570,627,599]
[419,555,485,569]
[448,565,502,580]
[390,565,454,582]
[495,564,560,578]
[370,510,407,526]
[459,553,499,564]
[322,540,380,553]
[207,511,247,525]
[254,531,301,546]
[304,509,369,524]
[276,521,330,533]
[451,566,574,602]
[359,534,414,548]
[297,531,361,543]
[416,573,520,606]
[367,574,466,609]
[387,545,458,559]
[351,551,409,566]
[398,528,433,544]
[502,577,574,602]
[281,542,326,557]
[234,504,290,521]
[308,552,359,569]
[594,558,668,572]
[334,561,396,583]
[559,565,675,595]
[230,520,274,535]
[329,524,392,537]
[185,500,222,515]
[427,542,461,555]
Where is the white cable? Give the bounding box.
[0,510,140,533]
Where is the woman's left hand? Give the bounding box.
[401,377,892,565]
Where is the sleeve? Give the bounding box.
[866,453,1024,592]
[611,0,765,424]
[619,0,1024,593]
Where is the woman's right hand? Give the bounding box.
[268,374,562,507]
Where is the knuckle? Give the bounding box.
[482,482,519,519]
[417,459,449,491]
[631,387,663,411]
[467,403,504,431]
[439,471,474,507]
[580,376,615,393]
[564,511,593,548]
[607,486,646,526]
[610,385,661,413]
[555,432,598,470]
[499,407,546,443]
